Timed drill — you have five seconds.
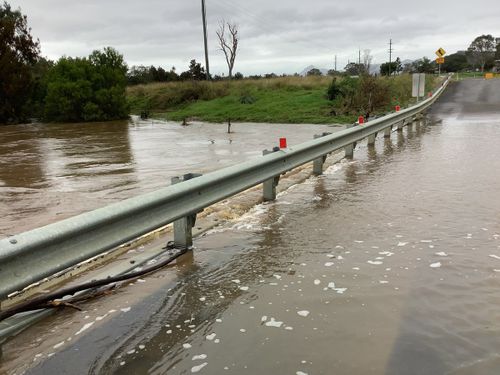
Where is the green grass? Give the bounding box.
[160,88,354,124]
[126,75,439,125]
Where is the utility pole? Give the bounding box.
[388,39,393,76]
[334,54,337,72]
[201,0,210,80]
[358,48,361,65]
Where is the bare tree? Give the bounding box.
[216,20,238,79]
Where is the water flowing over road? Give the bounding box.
[3,79,500,375]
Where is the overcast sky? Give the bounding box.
[9,0,500,75]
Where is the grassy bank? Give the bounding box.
[127,75,439,124]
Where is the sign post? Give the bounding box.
[412,73,426,102]
[435,48,446,76]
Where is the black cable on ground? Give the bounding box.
[0,245,189,322]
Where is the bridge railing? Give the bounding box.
[0,75,451,300]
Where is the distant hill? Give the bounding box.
[299,65,329,76]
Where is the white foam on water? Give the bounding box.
[297,310,310,317]
[261,316,268,322]
[191,362,208,373]
[489,255,500,260]
[240,329,246,333]
[435,252,448,257]
[314,279,321,285]
[216,319,223,323]
[206,333,216,341]
[127,349,136,355]
[183,343,192,349]
[335,288,347,294]
[430,262,442,268]
[139,345,145,350]
[354,240,364,243]
[75,322,94,335]
[367,261,383,265]
[53,341,65,349]
[285,326,294,330]
[273,274,282,280]
[193,354,208,361]
[239,286,249,291]
[120,307,131,313]
[379,281,389,284]
[327,282,336,289]
[379,251,394,256]
[231,279,241,284]
[199,297,206,302]
[95,314,108,321]
[397,242,408,247]
[352,267,360,270]
[324,262,334,267]
[421,240,433,243]
[265,318,284,328]
[297,371,309,375]
[327,254,335,258]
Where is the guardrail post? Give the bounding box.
[384,125,392,138]
[367,132,377,146]
[397,120,405,132]
[312,133,331,175]
[345,123,356,158]
[262,148,281,201]
[171,173,203,249]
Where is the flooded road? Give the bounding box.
[0,120,336,237]
[4,79,500,375]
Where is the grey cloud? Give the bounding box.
[9,0,500,75]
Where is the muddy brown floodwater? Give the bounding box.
[0,119,337,237]
[3,79,500,375]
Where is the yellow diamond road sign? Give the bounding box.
[435,48,446,57]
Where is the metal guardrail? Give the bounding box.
[0,76,451,300]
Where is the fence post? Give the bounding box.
[171,173,203,249]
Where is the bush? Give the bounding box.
[326,78,342,100]
[44,47,129,122]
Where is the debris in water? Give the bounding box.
[297,310,310,317]
[430,262,442,268]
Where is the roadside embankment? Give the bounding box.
[126,75,440,125]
